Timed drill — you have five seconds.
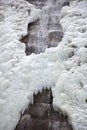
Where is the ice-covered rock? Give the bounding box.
[0,0,87,130]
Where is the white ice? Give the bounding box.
[0,0,87,130]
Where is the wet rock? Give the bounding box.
[34,89,51,104]
[14,89,73,130]
[28,20,40,31]
[15,114,32,130]
[24,103,49,119]
[48,23,62,31]
[27,34,47,46]
[32,119,49,130]
[48,30,63,47]
[25,45,35,55]
[69,44,77,48]
[59,122,73,130]
[21,35,29,44]
[84,45,87,48]
[63,1,69,6]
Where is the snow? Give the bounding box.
[0,0,87,130]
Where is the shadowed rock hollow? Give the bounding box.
[15,89,73,130]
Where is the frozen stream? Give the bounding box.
[16,0,73,130]
[21,0,69,55]
[0,0,87,130]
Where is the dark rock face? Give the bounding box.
[25,103,49,119]
[15,89,73,130]
[62,1,69,6]
[48,30,63,47]
[25,45,35,55]
[20,0,70,55]
[16,115,32,130]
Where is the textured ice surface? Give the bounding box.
[0,0,87,130]
[0,0,41,130]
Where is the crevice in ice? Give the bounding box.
[85,99,87,103]
[62,1,70,6]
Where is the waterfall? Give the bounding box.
[23,0,65,55]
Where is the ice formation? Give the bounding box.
[0,0,87,130]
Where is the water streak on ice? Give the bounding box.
[23,0,66,54]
